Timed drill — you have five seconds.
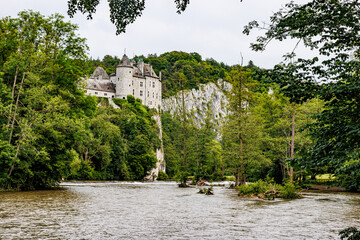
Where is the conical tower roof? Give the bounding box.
[90,66,109,80]
[118,54,132,67]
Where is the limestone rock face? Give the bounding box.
[162,79,232,138]
[144,114,166,181]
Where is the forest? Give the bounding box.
[1,0,360,193]
[0,11,160,190]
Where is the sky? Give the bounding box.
[1,0,313,68]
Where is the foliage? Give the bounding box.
[67,0,190,34]
[157,171,169,181]
[177,171,190,187]
[162,108,224,181]
[238,180,269,197]
[222,66,271,186]
[0,11,161,190]
[277,182,301,199]
[158,54,320,185]
[339,227,360,240]
[244,0,360,191]
[238,180,300,199]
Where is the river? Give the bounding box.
[0,182,359,239]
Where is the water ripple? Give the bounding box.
[0,182,359,239]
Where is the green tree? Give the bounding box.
[222,67,269,186]
[0,11,90,190]
[244,0,360,191]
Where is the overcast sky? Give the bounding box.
[2,0,312,68]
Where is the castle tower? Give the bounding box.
[115,54,133,99]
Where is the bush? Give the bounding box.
[127,95,135,104]
[238,180,269,196]
[277,182,301,199]
[339,227,360,240]
[237,180,301,200]
[157,171,169,180]
[177,171,190,187]
[112,98,127,107]
[72,161,94,180]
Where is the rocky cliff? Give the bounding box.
[161,79,232,136]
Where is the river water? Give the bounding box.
[0,182,359,239]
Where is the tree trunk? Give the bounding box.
[181,77,186,173]
[238,73,244,185]
[8,135,23,177]
[8,59,29,145]
[240,138,244,185]
[290,102,295,183]
[235,169,240,187]
[196,132,199,170]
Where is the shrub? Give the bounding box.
[238,180,269,196]
[177,171,190,188]
[237,180,301,200]
[339,227,360,240]
[277,182,301,199]
[127,95,135,104]
[157,171,169,180]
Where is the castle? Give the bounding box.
[84,54,165,179]
[85,54,162,109]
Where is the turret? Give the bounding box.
[115,54,134,98]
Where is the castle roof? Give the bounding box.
[86,79,115,93]
[117,54,132,67]
[144,64,158,78]
[90,66,109,80]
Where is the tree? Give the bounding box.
[67,0,191,34]
[0,11,91,189]
[222,67,269,186]
[244,0,360,191]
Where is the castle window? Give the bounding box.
[132,80,134,86]
[140,82,143,87]
[95,92,98,95]
[153,92,154,98]
[122,97,125,99]
[104,93,107,96]
[140,90,143,96]
[133,89,135,95]
[156,93,158,99]
[129,71,131,73]
[94,85,96,88]
[152,82,155,88]
[148,91,149,97]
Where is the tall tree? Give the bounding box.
[222,67,266,186]
[244,0,360,191]
[0,11,90,190]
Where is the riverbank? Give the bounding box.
[306,184,346,192]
